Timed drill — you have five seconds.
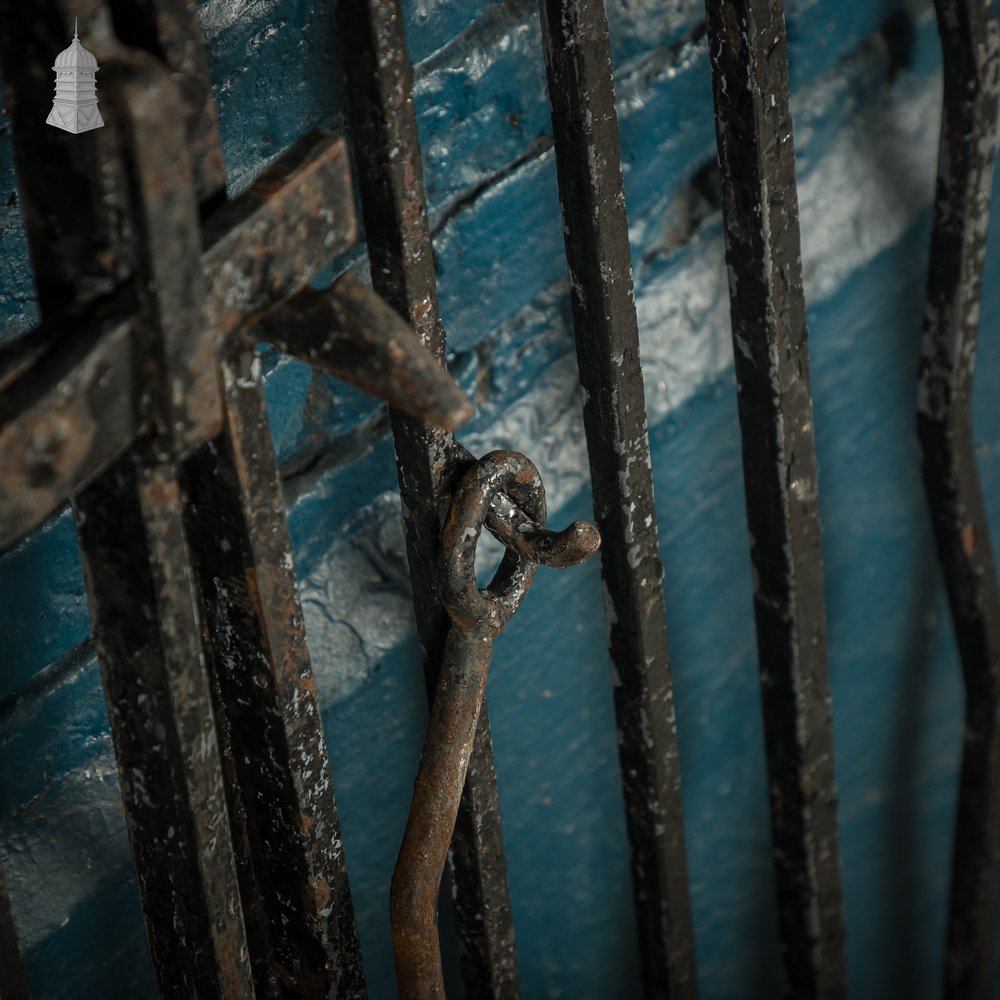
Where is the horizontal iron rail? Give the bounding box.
[255,275,474,431]
[704,0,847,996]
[536,1,699,996]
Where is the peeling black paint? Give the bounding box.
[537,1,699,996]
[704,1,847,996]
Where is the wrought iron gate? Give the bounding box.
[0,0,997,997]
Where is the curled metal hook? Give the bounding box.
[441,451,546,633]
[453,442,600,569]
[391,451,599,999]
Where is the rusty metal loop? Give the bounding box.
[453,441,600,569]
[441,450,546,637]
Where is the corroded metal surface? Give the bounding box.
[392,452,597,1000]
[101,49,221,456]
[181,349,368,999]
[166,12,369,977]
[0,131,355,549]
[453,441,600,569]
[338,3,603,993]
[0,306,138,550]
[704,1,846,996]
[73,53,255,999]
[919,2,1000,997]
[76,450,255,998]
[537,2,698,996]
[0,1,482,994]
[107,0,227,206]
[198,131,356,338]
[338,2,521,994]
[255,274,474,432]
[141,3,376,988]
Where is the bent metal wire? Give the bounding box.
[919,2,1000,997]
[391,452,599,1000]
[0,2,999,1000]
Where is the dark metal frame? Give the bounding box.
[919,2,1000,997]
[1,0,999,998]
[704,1,846,996]
[538,3,698,996]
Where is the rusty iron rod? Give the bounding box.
[254,274,474,432]
[0,1,549,994]
[0,5,393,991]
[73,50,256,998]
[337,4,603,992]
[76,449,256,998]
[919,2,1000,996]
[117,3,373,992]
[392,452,594,999]
[337,3,523,993]
[537,1,698,995]
[451,442,600,569]
[393,626,499,1000]
[0,130,357,550]
[181,348,369,999]
[103,50,222,456]
[704,1,847,996]
[106,0,228,208]
[0,7,258,992]
[165,20,368,996]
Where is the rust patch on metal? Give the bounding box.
[391,452,598,999]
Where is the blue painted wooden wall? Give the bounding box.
[2,0,999,996]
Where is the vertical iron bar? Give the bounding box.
[180,347,367,999]
[17,43,256,997]
[98,50,222,456]
[703,2,846,997]
[337,1,521,995]
[129,4,370,992]
[920,3,1000,997]
[107,0,228,208]
[535,2,698,998]
[0,866,29,999]
[74,452,255,998]
[393,452,551,1000]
